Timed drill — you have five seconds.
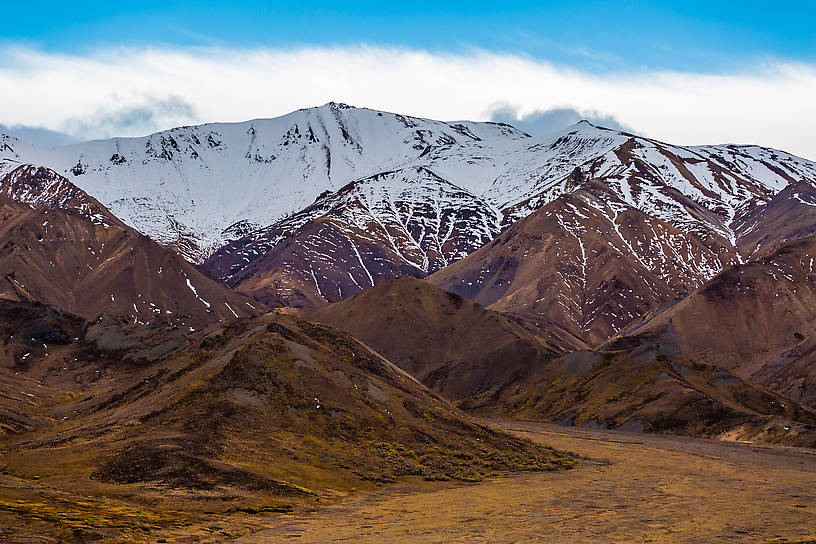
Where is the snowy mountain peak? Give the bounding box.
[322,101,353,109]
[572,119,596,128]
[3,104,815,269]
[0,106,529,261]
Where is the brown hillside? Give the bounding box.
[429,182,735,346]
[471,341,816,447]
[299,276,586,402]
[609,233,816,389]
[0,196,258,329]
[298,277,816,448]
[0,300,573,542]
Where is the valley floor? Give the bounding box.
[233,422,816,544]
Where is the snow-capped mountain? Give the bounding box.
[421,125,816,344]
[421,120,816,244]
[429,181,738,345]
[204,165,503,306]
[0,102,526,261]
[4,103,816,335]
[201,114,816,313]
[4,104,814,265]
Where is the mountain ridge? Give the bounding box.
[4,103,816,403]
[0,165,260,329]
[1,103,528,261]
[198,110,816,316]
[5,104,815,268]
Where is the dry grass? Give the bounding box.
[234,421,816,544]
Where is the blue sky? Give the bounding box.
[3,1,815,72]
[0,2,815,158]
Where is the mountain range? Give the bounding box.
[302,276,816,446]
[2,102,815,392]
[3,102,816,540]
[1,103,527,261]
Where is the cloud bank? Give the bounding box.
[0,123,80,147]
[1,45,814,159]
[488,104,635,135]
[60,95,198,140]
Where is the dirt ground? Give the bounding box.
[232,421,816,544]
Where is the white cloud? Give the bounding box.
[1,45,814,159]
[487,104,635,135]
[60,95,197,140]
[0,123,80,147]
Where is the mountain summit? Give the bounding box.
[1,104,527,261]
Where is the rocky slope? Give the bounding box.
[734,180,816,260]
[608,232,816,406]
[477,341,816,447]
[0,187,258,329]
[429,181,737,345]
[0,161,127,229]
[754,328,816,408]
[205,167,504,305]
